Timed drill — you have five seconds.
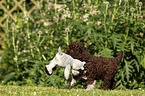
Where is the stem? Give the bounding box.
[136,2,138,21]
[124,2,127,13]
[12,24,19,71]
[55,0,57,16]
[12,29,17,62]
[131,12,133,23]
[27,21,34,58]
[66,31,69,46]
[104,4,108,34]
[6,16,10,48]
[72,0,76,19]
[112,1,118,23]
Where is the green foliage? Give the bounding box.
[0,0,145,89]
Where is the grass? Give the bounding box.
[0,0,145,91]
[0,85,145,96]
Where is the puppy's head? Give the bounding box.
[65,42,87,55]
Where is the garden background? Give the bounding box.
[0,0,145,89]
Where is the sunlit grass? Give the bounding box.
[0,0,145,89]
[0,85,145,96]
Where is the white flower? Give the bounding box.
[44,22,50,26]
[65,27,70,32]
[139,2,143,6]
[5,15,9,19]
[17,40,19,44]
[53,16,56,19]
[11,23,15,27]
[13,57,18,61]
[104,1,109,5]
[48,7,50,10]
[63,14,67,17]
[83,14,89,19]
[38,31,42,35]
[23,50,28,53]
[18,52,21,55]
[22,59,28,62]
[44,47,47,49]
[130,7,135,12]
[83,19,88,22]
[44,47,49,50]
[96,21,102,26]
[30,46,34,48]
[92,10,97,15]
[66,8,69,10]
[67,13,71,18]
[61,16,65,20]
[34,92,37,95]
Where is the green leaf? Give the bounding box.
[98,48,113,58]
[134,60,140,72]
[129,37,135,53]
[124,60,132,82]
[110,33,122,50]
[141,55,145,69]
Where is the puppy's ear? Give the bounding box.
[58,47,63,55]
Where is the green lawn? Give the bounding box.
[0,85,145,96]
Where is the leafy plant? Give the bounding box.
[0,0,144,89]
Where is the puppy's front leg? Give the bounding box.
[86,80,96,90]
[68,70,79,89]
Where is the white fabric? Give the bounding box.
[72,70,80,76]
[45,47,86,80]
[45,60,56,74]
[64,64,71,80]
[72,59,85,70]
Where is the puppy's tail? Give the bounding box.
[115,51,124,64]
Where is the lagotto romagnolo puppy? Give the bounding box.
[65,42,124,90]
[45,47,86,80]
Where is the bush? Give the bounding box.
[0,0,145,89]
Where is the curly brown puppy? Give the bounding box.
[65,42,123,90]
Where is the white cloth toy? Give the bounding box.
[45,47,86,80]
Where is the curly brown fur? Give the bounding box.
[65,42,123,90]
